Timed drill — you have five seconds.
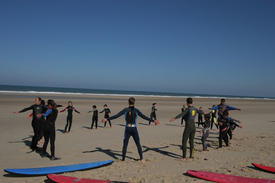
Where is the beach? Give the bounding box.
[0,92,274,183]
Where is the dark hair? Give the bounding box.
[221,98,226,103]
[204,113,211,120]
[104,104,107,107]
[68,101,72,104]
[223,110,229,116]
[128,97,135,105]
[36,97,42,101]
[186,97,193,104]
[152,103,157,105]
[48,99,56,109]
[93,105,96,108]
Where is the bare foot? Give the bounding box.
[141,159,145,164]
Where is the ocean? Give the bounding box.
[0,85,273,100]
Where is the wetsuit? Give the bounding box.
[149,106,157,125]
[212,104,238,118]
[61,106,80,132]
[201,119,211,151]
[107,106,153,160]
[210,109,218,129]
[197,109,203,127]
[181,107,187,125]
[89,109,98,129]
[42,108,58,158]
[227,118,241,139]
[174,106,202,158]
[19,104,44,150]
[217,116,240,147]
[100,108,111,127]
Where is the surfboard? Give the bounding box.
[4,160,113,175]
[252,163,275,173]
[48,174,130,183]
[187,170,275,183]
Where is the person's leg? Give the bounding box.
[49,127,56,158]
[228,128,232,140]
[68,117,72,132]
[122,128,131,161]
[42,128,50,154]
[219,129,223,148]
[31,121,39,150]
[65,117,69,132]
[91,119,94,129]
[132,128,143,160]
[210,118,214,129]
[189,128,196,158]
[201,129,206,150]
[108,119,112,127]
[95,118,98,129]
[182,128,190,158]
[223,131,229,146]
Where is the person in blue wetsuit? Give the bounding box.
[102,97,160,163]
[212,99,241,118]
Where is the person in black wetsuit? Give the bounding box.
[200,113,211,151]
[170,98,204,159]
[88,105,98,129]
[100,104,111,128]
[149,103,157,125]
[181,105,187,126]
[14,97,44,151]
[60,101,80,133]
[102,97,160,162]
[217,110,242,148]
[38,99,58,160]
[197,107,204,127]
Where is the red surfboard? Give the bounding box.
[48,174,131,183]
[187,170,275,183]
[252,163,275,173]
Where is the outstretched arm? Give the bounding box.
[18,105,33,113]
[136,109,153,122]
[99,109,104,113]
[107,108,126,121]
[170,110,187,122]
[73,107,80,114]
[60,107,67,113]
[226,105,240,111]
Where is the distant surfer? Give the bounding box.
[197,107,204,127]
[200,113,211,151]
[60,101,80,133]
[100,104,111,128]
[149,103,157,125]
[102,97,160,163]
[170,98,204,160]
[88,105,98,130]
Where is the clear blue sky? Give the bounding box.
[0,0,274,97]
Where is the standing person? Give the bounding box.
[88,105,98,130]
[100,104,111,128]
[149,103,157,125]
[212,98,241,118]
[14,97,44,151]
[181,105,187,126]
[169,98,203,159]
[200,113,211,151]
[38,100,58,160]
[217,110,242,148]
[197,107,204,127]
[60,101,80,133]
[209,105,218,129]
[102,97,160,163]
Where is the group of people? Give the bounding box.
[14,96,242,162]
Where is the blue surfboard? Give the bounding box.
[4,160,113,175]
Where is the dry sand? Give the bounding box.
[0,93,274,182]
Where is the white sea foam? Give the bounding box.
[0,90,273,100]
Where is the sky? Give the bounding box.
[0,0,275,97]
